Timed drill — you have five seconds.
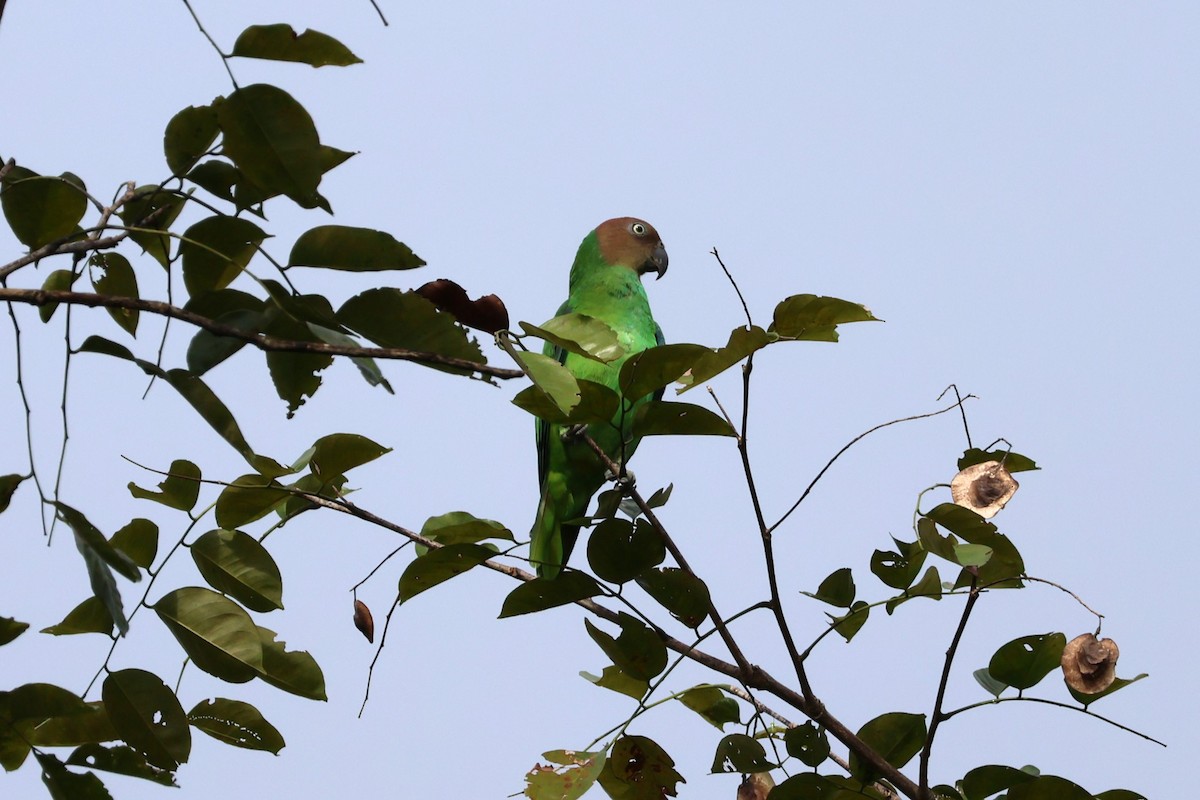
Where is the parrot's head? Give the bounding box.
[595,217,668,281]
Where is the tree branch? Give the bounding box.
[919,579,980,795]
[0,287,524,379]
[0,233,128,280]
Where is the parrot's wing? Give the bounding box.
[535,299,574,489]
[652,321,667,403]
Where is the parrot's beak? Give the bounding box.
[643,243,668,280]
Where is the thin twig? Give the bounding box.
[711,247,753,327]
[1,288,523,379]
[180,0,238,87]
[938,384,972,450]
[1022,575,1106,633]
[707,385,740,442]
[940,695,1165,748]
[920,578,980,793]
[0,233,127,280]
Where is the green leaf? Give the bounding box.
[618,343,707,400]
[186,160,239,202]
[586,518,664,584]
[584,613,666,681]
[88,253,140,335]
[24,701,117,748]
[102,669,190,770]
[646,484,672,509]
[179,215,268,297]
[38,268,81,322]
[35,751,112,800]
[1006,775,1094,800]
[55,502,140,583]
[676,325,773,392]
[308,433,391,479]
[972,667,1009,698]
[513,378,619,426]
[117,185,186,269]
[580,666,648,700]
[711,733,777,773]
[164,104,219,176]
[987,633,1067,690]
[961,764,1038,799]
[958,448,1039,474]
[1094,791,1148,800]
[598,736,683,800]
[78,336,288,476]
[0,616,29,645]
[214,474,289,528]
[184,291,264,374]
[805,567,856,608]
[0,473,25,513]
[885,565,944,614]
[517,351,580,414]
[153,587,263,682]
[398,543,495,602]
[524,749,605,800]
[520,314,625,363]
[498,572,602,618]
[677,685,740,730]
[418,511,513,548]
[191,529,284,612]
[67,744,176,787]
[188,697,285,753]
[288,224,424,271]
[307,322,394,393]
[0,166,87,249]
[631,400,736,437]
[769,773,838,799]
[254,626,326,700]
[216,84,324,208]
[41,597,114,636]
[1068,672,1148,707]
[232,24,363,68]
[128,459,201,511]
[784,722,830,767]
[338,288,485,375]
[262,304,333,418]
[635,568,711,628]
[848,711,926,783]
[953,543,993,567]
[870,538,926,590]
[828,601,869,642]
[109,518,159,569]
[770,294,879,341]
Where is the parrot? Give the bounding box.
[530,217,668,579]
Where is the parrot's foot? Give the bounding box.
[607,468,636,491]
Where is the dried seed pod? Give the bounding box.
[1061,633,1119,694]
[353,599,375,643]
[951,460,1018,519]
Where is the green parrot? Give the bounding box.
[530,217,668,579]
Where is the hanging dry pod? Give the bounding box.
[1061,633,1120,694]
[951,460,1018,519]
[353,599,375,643]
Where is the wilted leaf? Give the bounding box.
[352,599,374,643]
[1060,633,1120,695]
[524,749,605,800]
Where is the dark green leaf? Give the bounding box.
[958,448,1039,474]
[288,224,423,271]
[885,565,944,614]
[632,400,736,437]
[232,24,362,68]
[580,666,648,700]
[102,669,190,770]
[499,572,602,618]
[636,568,710,628]
[338,288,485,375]
[805,567,856,608]
[954,542,994,568]
[24,701,116,748]
[987,633,1067,690]
[711,733,777,773]
[0,166,87,249]
[153,587,262,682]
[35,751,112,800]
[0,473,25,513]
[214,474,288,528]
[1068,673,1148,707]
[784,722,830,767]
[254,626,326,700]
[308,432,390,478]
[828,601,869,642]
[127,459,201,511]
[618,343,707,400]
[89,253,140,335]
[770,294,879,341]
[520,314,624,363]
[38,268,80,322]
[524,749,605,800]
[768,773,838,799]
[586,518,665,584]
[598,736,683,800]
[109,518,159,569]
[188,697,285,753]
[848,711,926,783]
[870,538,926,590]
[216,84,324,208]
[262,305,332,417]
[972,667,1009,698]
[646,484,673,509]
[398,543,495,602]
[183,290,263,373]
[67,744,177,787]
[961,764,1038,798]
[179,215,268,297]
[677,685,740,730]
[0,615,29,645]
[676,325,773,393]
[55,502,140,583]
[164,104,219,176]
[584,613,666,681]
[517,351,580,414]
[419,511,513,548]
[117,185,186,269]
[186,160,239,202]
[1094,791,1148,800]
[41,597,114,636]
[1006,775,1093,800]
[191,529,284,612]
[307,322,394,393]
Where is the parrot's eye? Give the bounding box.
[631,222,647,236]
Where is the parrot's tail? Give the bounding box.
[530,489,580,580]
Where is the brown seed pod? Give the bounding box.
[353,599,375,644]
[1061,633,1119,694]
[950,460,1018,519]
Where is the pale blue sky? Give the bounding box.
[1,2,1195,798]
